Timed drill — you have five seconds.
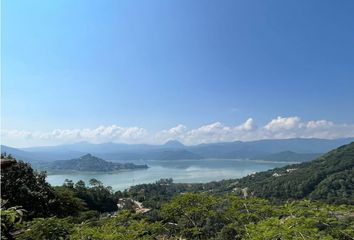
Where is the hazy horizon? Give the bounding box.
[3,136,354,149]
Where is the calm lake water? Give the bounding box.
[46,159,289,191]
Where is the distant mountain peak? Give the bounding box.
[81,153,93,157]
[163,140,185,148]
[79,153,97,160]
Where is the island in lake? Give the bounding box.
[36,154,148,172]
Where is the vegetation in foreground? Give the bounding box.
[1,143,354,239]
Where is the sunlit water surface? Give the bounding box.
[46,159,289,191]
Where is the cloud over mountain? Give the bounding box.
[264,116,301,131]
[2,116,354,147]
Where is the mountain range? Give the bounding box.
[1,138,354,163]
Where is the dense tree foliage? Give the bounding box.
[13,193,352,240]
[235,142,354,204]
[70,210,166,240]
[17,217,74,240]
[63,178,118,213]
[0,204,25,240]
[161,192,224,239]
[126,178,235,209]
[50,186,87,217]
[0,160,57,218]
[309,169,354,204]
[0,158,120,221]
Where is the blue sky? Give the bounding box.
[2,0,354,146]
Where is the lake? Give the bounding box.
[46,159,290,191]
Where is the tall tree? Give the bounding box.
[1,160,56,218]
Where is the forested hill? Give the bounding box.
[38,154,148,172]
[235,142,354,204]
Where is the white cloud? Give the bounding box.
[165,124,187,135]
[155,124,187,142]
[183,122,231,144]
[1,125,148,146]
[306,120,333,129]
[264,116,301,131]
[235,118,255,131]
[1,116,354,147]
[2,130,34,140]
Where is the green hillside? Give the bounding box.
[235,142,354,204]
